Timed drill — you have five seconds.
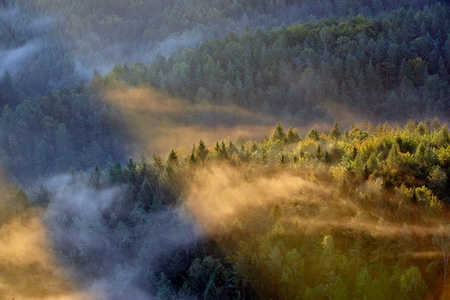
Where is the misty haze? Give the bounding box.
[0,0,449,299]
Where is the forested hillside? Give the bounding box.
[1,2,448,182]
[0,1,449,299]
[0,85,126,183]
[104,3,450,123]
[7,120,450,299]
[0,0,441,101]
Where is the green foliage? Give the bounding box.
[6,0,431,102]
[307,129,320,141]
[92,2,450,124]
[286,127,301,143]
[28,118,450,299]
[167,149,179,165]
[157,273,175,300]
[428,165,448,199]
[137,178,156,212]
[270,122,286,143]
[2,2,449,183]
[386,142,402,170]
[436,124,450,146]
[350,126,368,141]
[3,1,450,298]
[189,145,199,165]
[0,86,125,180]
[400,266,428,300]
[414,142,433,167]
[315,145,323,161]
[331,121,341,140]
[415,186,442,218]
[196,140,209,162]
[367,152,379,172]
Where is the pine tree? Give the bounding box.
[196,140,209,162]
[189,144,199,164]
[316,145,323,160]
[270,122,286,143]
[108,162,124,184]
[156,273,174,300]
[125,158,139,186]
[167,149,179,165]
[307,129,320,141]
[286,127,301,143]
[400,266,428,300]
[137,178,155,211]
[331,121,341,140]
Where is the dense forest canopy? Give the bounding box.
[1,2,448,182]
[0,0,442,99]
[103,3,449,123]
[3,120,450,299]
[0,0,449,299]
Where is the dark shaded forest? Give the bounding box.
[105,3,449,123]
[0,0,443,100]
[0,1,449,299]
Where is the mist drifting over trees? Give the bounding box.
[0,0,449,299]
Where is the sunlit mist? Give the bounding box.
[103,82,274,155]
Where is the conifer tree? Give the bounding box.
[167,149,179,165]
[196,140,209,162]
[189,144,199,164]
[316,145,323,160]
[138,178,155,211]
[307,129,320,141]
[286,127,301,143]
[270,122,286,143]
[331,121,341,140]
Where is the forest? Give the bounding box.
[3,120,450,299]
[0,0,449,299]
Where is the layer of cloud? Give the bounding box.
[0,214,103,300]
[0,41,41,75]
[44,175,201,299]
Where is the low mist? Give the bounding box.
[185,160,446,257]
[186,162,330,235]
[0,41,41,75]
[0,170,98,300]
[44,174,201,299]
[0,214,98,300]
[104,83,276,156]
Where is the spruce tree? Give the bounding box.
[196,140,209,162]
[270,122,286,143]
[286,127,301,143]
[331,121,341,140]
